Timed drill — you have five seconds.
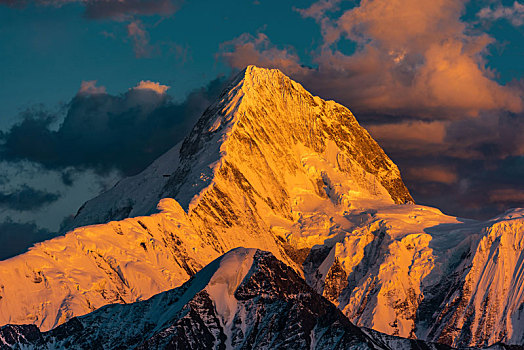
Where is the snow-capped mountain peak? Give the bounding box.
[66,65,412,231]
[0,66,523,348]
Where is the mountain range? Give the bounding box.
[0,66,523,349]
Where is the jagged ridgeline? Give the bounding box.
[0,66,523,348]
[0,249,469,349]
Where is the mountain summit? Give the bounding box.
[66,65,412,231]
[0,66,523,348]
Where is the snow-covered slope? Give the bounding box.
[0,248,468,350]
[0,66,523,348]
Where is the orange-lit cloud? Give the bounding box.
[367,121,447,144]
[489,189,524,203]
[332,0,465,48]
[406,166,458,185]
[222,0,523,118]
[220,33,304,75]
[133,80,170,94]
[413,39,522,114]
[78,80,106,95]
[312,0,523,115]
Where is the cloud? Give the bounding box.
[295,0,341,21]
[405,166,458,185]
[78,80,107,95]
[444,111,524,159]
[366,121,447,155]
[0,0,182,20]
[220,33,304,75]
[478,1,524,27]
[489,188,524,203]
[315,0,524,115]
[125,20,190,59]
[127,20,154,58]
[367,111,524,159]
[0,77,228,176]
[133,80,170,94]
[0,185,60,211]
[363,112,524,219]
[221,0,523,118]
[0,219,55,260]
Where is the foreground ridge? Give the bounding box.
[0,66,523,348]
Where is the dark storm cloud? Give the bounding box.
[1,77,227,177]
[0,0,183,19]
[444,112,524,160]
[0,185,60,211]
[0,219,55,260]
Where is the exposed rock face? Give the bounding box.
[0,66,523,348]
[0,324,44,349]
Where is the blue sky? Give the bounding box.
[1,0,522,122]
[1,0,524,259]
[0,0,322,126]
